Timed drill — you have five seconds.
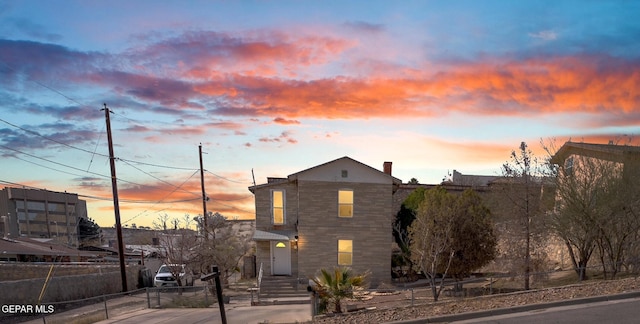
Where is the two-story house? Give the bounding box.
[550,141,640,177]
[249,157,401,287]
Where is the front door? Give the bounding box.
[271,241,291,275]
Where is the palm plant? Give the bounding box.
[310,267,368,313]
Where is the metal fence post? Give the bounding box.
[146,287,151,308]
[103,295,108,319]
[411,288,414,307]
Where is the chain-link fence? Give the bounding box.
[2,283,256,324]
[146,285,219,309]
[2,288,148,324]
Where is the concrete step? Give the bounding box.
[259,276,309,299]
[252,298,310,306]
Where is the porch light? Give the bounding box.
[275,242,286,248]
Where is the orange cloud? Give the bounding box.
[273,117,300,125]
[192,55,639,124]
[166,31,354,79]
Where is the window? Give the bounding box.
[565,157,574,176]
[338,240,353,265]
[338,190,353,217]
[272,190,285,224]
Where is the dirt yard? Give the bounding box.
[310,273,640,323]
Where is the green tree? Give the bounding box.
[409,187,497,301]
[393,187,426,278]
[448,190,498,280]
[310,267,368,313]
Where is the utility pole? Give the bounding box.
[102,103,128,292]
[199,144,208,239]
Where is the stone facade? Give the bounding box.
[296,181,393,286]
[250,157,400,287]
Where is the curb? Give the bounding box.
[386,291,640,323]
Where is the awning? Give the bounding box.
[252,230,297,241]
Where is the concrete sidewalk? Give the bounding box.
[18,291,312,324]
[96,303,312,324]
[92,293,313,324]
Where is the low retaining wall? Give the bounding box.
[0,265,142,305]
[0,263,125,281]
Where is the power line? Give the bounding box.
[0,117,103,156]
[1,144,110,179]
[87,123,105,172]
[204,169,251,184]
[119,159,201,199]
[0,117,199,171]
[1,60,201,172]
[0,60,88,108]
[79,194,200,204]
[0,145,200,196]
[208,195,253,202]
[0,178,201,205]
[123,169,201,224]
[9,154,100,179]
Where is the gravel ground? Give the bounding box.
[310,276,640,323]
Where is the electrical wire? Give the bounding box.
[0,117,199,171]
[1,145,201,198]
[123,169,201,224]
[1,60,253,217]
[204,169,252,184]
[119,159,201,199]
[87,123,105,172]
[0,117,104,157]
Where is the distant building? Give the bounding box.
[0,236,95,262]
[0,187,87,247]
[448,170,501,187]
[550,141,640,178]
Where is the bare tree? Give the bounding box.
[153,213,170,232]
[192,212,251,285]
[498,141,553,290]
[157,228,199,286]
[549,146,640,280]
[182,213,194,230]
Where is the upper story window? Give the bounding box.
[338,239,353,265]
[338,190,353,218]
[272,190,285,225]
[565,157,574,177]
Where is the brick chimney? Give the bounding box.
[383,161,392,176]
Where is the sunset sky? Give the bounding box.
[1,1,639,228]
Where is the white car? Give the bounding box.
[154,264,193,287]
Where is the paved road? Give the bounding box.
[96,303,312,324]
[453,297,640,323]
